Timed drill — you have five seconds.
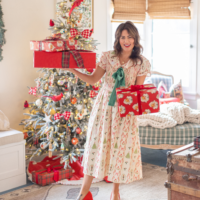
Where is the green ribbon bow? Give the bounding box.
[108,67,126,106]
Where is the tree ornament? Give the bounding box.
[24,101,29,108]
[40,89,45,94]
[71,97,77,104]
[43,92,63,102]
[57,79,65,86]
[36,99,43,107]
[71,137,78,145]
[83,98,88,103]
[60,143,65,151]
[40,142,47,150]
[43,113,53,124]
[76,127,82,134]
[23,132,28,139]
[29,87,37,96]
[44,82,49,90]
[77,113,84,120]
[49,19,55,27]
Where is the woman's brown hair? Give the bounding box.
[114,21,143,65]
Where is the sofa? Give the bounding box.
[139,71,200,150]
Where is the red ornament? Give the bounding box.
[49,19,54,27]
[71,138,79,145]
[43,92,63,102]
[24,101,29,108]
[76,127,82,134]
[92,86,99,91]
[23,132,28,139]
[71,97,77,104]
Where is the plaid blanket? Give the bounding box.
[139,122,200,145]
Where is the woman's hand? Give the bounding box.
[63,68,76,73]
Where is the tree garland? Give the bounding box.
[0,0,6,62]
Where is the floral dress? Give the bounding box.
[81,50,151,183]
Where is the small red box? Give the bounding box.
[116,84,160,117]
[32,165,73,186]
[33,51,96,69]
[30,38,78,52]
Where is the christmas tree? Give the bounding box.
[20,0,101,169]
[0,0,6,62]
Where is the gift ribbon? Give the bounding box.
[62,50,85,68]
[108,67,126,106]
[34,165,63,184]
[117,85,156,115]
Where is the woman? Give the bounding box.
[65,21,151,200]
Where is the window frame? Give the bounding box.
[107,0,198,101]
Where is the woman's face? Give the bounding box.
[119,29,135,54]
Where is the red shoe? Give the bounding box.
[104,176,112,183]
[110,191,120,200]
[82,191,93,200]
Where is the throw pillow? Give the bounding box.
[157,81,168,98]
[159,97,180,105]
[169,80,184,103]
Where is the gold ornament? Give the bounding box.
[50,108,56,115]
[83,99,88,103]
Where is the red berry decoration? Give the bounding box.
[71,138,79,145]
[49,19,54,27]
[76,127,82,134]
[24,101,29,108]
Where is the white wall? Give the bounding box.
[0,0,107,131]
[0,0,55,130]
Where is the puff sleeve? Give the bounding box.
[137,57,151,77]
[97,52,107,71]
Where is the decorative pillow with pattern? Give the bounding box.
[157,81,168,98]
[169,80,184,103]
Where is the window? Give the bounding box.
[151,19,191,87]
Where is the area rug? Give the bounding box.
[0,162,168,200]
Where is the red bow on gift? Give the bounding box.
[54,111,71,121]
[70,28,93,39]
[29,87,37,96]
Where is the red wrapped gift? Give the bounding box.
[116,84,160,117]
[30,34,79,52]
[32,165,72,186]
[33,50,96,69]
